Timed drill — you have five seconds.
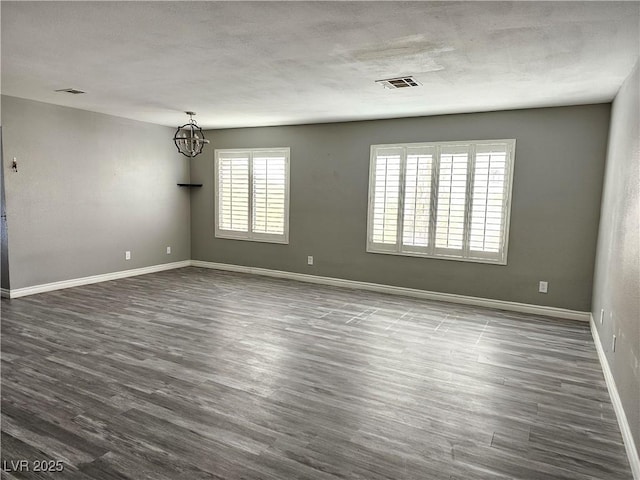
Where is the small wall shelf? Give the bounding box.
[177,183,203,188]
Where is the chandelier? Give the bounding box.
[173,111,209,157]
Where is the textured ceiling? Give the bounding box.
[2,1,639,129]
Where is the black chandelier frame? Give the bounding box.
[173,111,209,158]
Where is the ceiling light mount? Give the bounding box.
[173,111,209,158]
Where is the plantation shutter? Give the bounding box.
[469,143,510,260]
[435,145,469,251]
[215,148,290,243]
[370,147,402,250]
[252,152,287,238]
[218,153,249,234]
[402,146,435,251]
[368,140,514,264]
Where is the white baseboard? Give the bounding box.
[590,315,640,479]
[3,258,590,323]
[1,287,10,298]
[190,260,590,322]
[5,260,191,299]
[4,259,590,322]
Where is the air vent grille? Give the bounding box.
[375,77,422,89]
[55,88,86,94]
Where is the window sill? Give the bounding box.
[366,247,507,265]
[215,233,289,245]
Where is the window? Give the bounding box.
[215,148,290,243]
[367,140,515,264]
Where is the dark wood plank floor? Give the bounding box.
[0,267,632,479]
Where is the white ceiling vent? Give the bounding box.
[375,76,422,89]
[55,88,85,94]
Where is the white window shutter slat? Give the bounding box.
[218,156,249,232]
[435,149,469,250]
[371,152,401,245]
[253,155,287,236]
[470,145,509,257]
[402,148,434,248]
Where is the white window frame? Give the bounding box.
[214,147,290,244]
[366,139,516,265]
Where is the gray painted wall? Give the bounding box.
[191,104,610,311]
[1,96,191,290]
[592,62,640,456]
[1,127,9,290]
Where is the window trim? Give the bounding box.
[366,139,516,265]
[214,147,290,244]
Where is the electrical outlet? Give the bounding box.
[612,334,617,352]
[166,246,171,255]
[125,251,131,260]
[538,281,548,294]
[600,309,604,324]
[307,255,314,266]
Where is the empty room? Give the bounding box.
[1,1,639,479]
